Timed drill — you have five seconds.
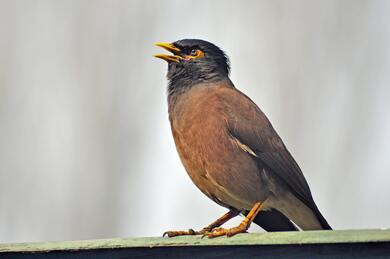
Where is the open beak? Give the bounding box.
[154,42,182,63]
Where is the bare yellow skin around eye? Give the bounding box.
[185,50,205,60]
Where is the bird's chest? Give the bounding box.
[169,95,257,209]
[171,103,227,180]
[168,86,267,210]
[171,111,235,207]
[169,93,230,198]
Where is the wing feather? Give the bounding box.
[219,88,316,208]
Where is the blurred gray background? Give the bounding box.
[0,0,389,243]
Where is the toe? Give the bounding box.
[207,228,228,238]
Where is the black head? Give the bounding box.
[154,39,231,94]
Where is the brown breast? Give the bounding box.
[168,82,269,211]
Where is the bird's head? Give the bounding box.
[154,39,230,92]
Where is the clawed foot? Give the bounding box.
[163,228,210,237]
[163,225,247,238]
[201,225,248,238]
[163,203,261,238]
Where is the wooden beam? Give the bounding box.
[1,229,390,258]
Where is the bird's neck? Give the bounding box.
[167,77,235,115]
[168,74,232,100]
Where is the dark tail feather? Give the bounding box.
[312,205,332,230]
[249,209,298,232]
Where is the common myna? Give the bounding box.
[154,39,332,238]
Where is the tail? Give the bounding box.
[249,193,332,231]
[311,204,332,230]
[249,209,298,232]
[251,207,331,232]
[284,191,332,231]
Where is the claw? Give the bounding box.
[201,225,249,238]
[162,205,261,239]
[163,231,178,237]
[201,231,212,239]
[163,229,199,238]
[210,227,223,233]
[203,202,263,238]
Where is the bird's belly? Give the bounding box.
[173,129,269,211]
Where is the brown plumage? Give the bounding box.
[155,39,331,238]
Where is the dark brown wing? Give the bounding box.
[217,87,331,229]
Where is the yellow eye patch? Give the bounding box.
[184,49,205,60]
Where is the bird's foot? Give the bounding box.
[202,202,263,238]
[163,228,210,237]
[202,224,248,238]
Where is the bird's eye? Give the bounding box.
[190,49,198,56]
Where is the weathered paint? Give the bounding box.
[0,229,389,253]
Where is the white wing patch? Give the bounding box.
[232,136,258,157]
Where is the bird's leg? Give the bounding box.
[198,210,240,233]
[203,202,263,238]
[163,210,239,237]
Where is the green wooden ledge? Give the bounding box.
[1,229,390,258]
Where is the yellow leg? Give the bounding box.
[204,202,263,238]
[163,210,239,237]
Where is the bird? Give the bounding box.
[154,39,332,238]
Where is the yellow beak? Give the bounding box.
[154,42,182,63]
